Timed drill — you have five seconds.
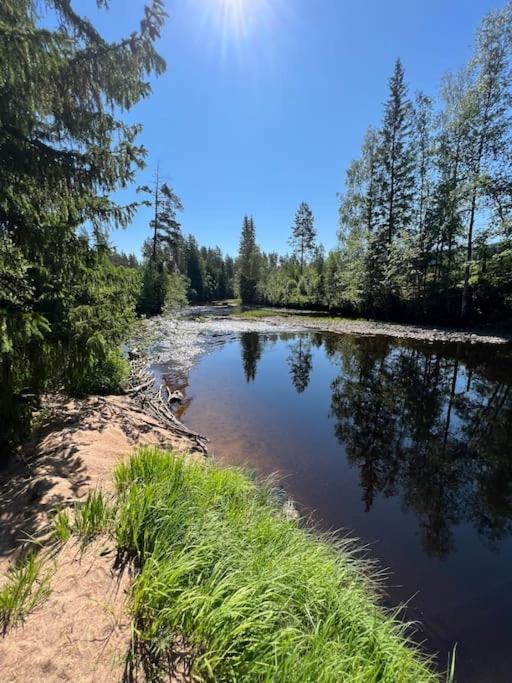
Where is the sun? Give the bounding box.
[194,0,287,69]
[215,0,265,42]
[199,0,277,45]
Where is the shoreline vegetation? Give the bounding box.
[227,305,512,345]
[0,441,447,681]
[0,348,452,681]
[68,447,442,682]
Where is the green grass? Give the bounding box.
[234,307,360,324]
[73,490,113,542]
[235,308,291,319]
[108,447,439,682]
[0,553,51,633]
[52,509,73,543]
[51,491,114,548]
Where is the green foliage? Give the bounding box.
[246,4,512,323]
[0,554,51,633]
[238,216,261,304]
[52,510,72,544]
[259,258,325,308]
[111,448,437,682]
[68,348,130,397]
[0,0,166,452]
[289,201,317,272]
[333,8,512,322]
[72,491,113,544]
[51,491,113,547]
[164,271,189,311]
[139,175,183,262]
[137,260,189,316]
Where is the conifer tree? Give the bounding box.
[376,59,416,246]
[0,0,167,443]
[290,202,317,273]
[139,167,183,263]
[372,59,416,311]
[237,216,260,304]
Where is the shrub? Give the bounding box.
[69,348,129,397]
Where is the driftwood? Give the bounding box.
[124,356,208,454]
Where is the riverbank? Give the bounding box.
[0,324,454,681]
[231,307,512,345]
[0,392,200,682]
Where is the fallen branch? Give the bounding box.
[125,354,208,454]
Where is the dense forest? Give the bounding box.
[107,1,512,326]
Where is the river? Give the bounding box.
[151,321,512,682]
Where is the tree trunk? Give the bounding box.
[152,162,160,261]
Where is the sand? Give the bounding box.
[0,394,195,682]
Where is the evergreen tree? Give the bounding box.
[184,235,205,301]
[376,59,416,246]
[288,339,313,393]
[237,216,261,304]
[139,168,183,264]
[290,202,317,273]
[0,0,167,447]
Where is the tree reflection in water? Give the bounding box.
[240,332,262,382]
[287,338,313,393]
[230,330,512,559]
[322,334,512,558]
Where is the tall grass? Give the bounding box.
[0,553,51,633]
[113,447,439,682]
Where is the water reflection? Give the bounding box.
[326,337,512,558]
[239,331,512,559]
[287,338,313,393]
[240,332,262,382]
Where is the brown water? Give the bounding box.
[161,330,512,681]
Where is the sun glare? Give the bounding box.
[216,0,268,42]
[198,0,281,48]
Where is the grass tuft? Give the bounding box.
[73,490,113,545]
[52,509,72,543]
[112,446,439,682]
[0,553,51,633]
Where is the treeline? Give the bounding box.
[107,166,235,315]
[107,234,236,317]
[236,4,512,324]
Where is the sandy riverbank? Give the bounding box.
[0,393,197,683]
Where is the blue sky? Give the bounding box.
[74,0,501,257]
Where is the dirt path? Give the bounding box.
[0,394,195,683]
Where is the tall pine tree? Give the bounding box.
[376,59,416,246]
[237,216,260,304]
[290,202,317,273]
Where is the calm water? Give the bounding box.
[164,331,512,682]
